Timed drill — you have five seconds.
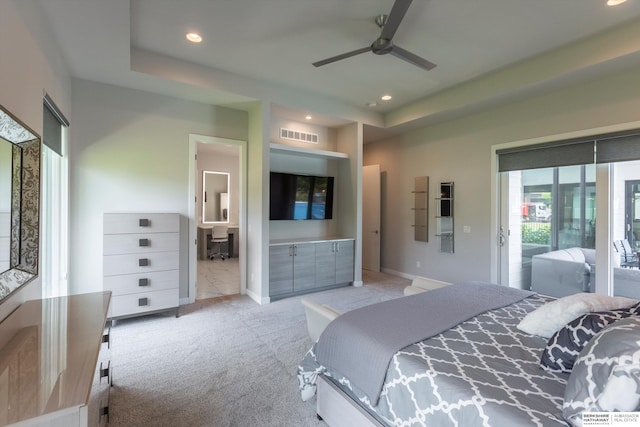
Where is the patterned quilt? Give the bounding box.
[298,294,571,426]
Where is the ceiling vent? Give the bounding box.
[280,128,318,144]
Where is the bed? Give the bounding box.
[297,282,640,427]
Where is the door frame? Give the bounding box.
[625,179,640,249]
[187,134,248,304]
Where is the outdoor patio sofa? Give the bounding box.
[531,247,640,299]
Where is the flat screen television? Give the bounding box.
[270,172,334,220]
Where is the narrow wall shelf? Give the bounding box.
[412,176,429,242]
[435,182,454,253]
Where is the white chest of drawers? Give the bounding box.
[103,213,180,319]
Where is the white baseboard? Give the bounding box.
[246,288,270,305]
[380,268,415,280]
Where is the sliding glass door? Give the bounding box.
[502,165,595,294]
[498,134,640,299]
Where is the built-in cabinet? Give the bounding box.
[269,243,316,296]
[315,240,354,287]
[268,139,357,299]
[103,213,180,320]
[0,292,111,427]
[269,238,354,299]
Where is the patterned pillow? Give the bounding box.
[563,316,640,426]
[540,303,640,373]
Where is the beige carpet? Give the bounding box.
[108,270,409,427]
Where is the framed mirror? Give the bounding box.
[202,171,229,223]
[0,103,41,302]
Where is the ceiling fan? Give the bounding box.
[312,0,436,71]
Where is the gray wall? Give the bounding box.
[0,1,72,322]
[364,66,640,284]
[69,79,248,299]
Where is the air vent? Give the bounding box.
[280,128,318,144]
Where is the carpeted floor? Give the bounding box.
[108,270,410,427]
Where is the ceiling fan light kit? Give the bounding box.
[312,0,436,71]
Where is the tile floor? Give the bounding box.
[196,257,240,300]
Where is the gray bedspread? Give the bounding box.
[298,293,570,426]
[314,282,533,404]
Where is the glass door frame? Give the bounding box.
[491,134,620,296]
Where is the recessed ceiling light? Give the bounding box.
[381,94,392,101]
[186,32,203,43]
[305,115,312,120]
[366,101,378,108]
[607,0,627,5]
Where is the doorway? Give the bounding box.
[188,135,247,303]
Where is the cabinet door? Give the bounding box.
[315,241,336,287]
[293,243,316,292]
[335,240,355,284]
[269,245,294,296]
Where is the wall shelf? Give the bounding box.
[412,176,429,241]
[435,182,454,253]
[269,142,349,160]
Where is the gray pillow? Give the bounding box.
[563,316,640,426]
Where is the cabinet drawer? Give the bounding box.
[103,270,179,296]
[104,213,179,234]
[103,252,179,276]
[103,232,179,255]
[110,289,178,318]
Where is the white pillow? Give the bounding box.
[517,293,637,338]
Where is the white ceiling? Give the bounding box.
[38,0,640,142]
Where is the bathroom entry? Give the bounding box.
[191,137,244,301]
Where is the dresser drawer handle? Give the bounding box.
[139,238,150,247]
[102,327,111,349]
[138,278,149,287]
[138,258,149,267]
[139,297,149,306]
[99,405,109,422]
[139,218,150,227]
[100,360,111,383]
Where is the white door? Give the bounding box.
[363,164,381,272]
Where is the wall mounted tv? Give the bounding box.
[270,172,335,220]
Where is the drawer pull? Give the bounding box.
[102,327,111,349]
[100,360,111,383]
[139,238,150,247]
[139,218,150,227]
[139,297,149,306]
[138,278,149,287]
[138,258,149,267]
[99,405,109,422]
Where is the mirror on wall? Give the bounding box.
[0,103,41,302]
[202,171,229,223]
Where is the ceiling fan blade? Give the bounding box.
[312,46,371,67]
[390,45,437,71]
[380,0,413,41]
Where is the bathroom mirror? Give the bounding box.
[202,171,229,223]
[0,103,41,302]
